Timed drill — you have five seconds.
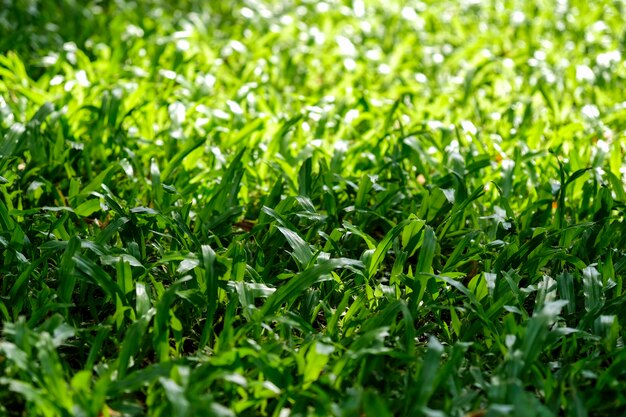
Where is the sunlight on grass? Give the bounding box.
[1,0,625,416]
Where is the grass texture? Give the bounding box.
[1,0,626,416]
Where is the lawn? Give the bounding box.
[1,0,625,416]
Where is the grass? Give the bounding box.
[1,0,625,415]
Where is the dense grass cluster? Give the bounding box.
[1,0,626,416]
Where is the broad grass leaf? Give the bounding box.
[582,265,604,312]
[343,221,377,250]
[401,217,425,256]
[277,226,313,267]
[153,278,191,362]
[412,226,437,307]
[73,255,127,304]
[412,337,444,410]
[259,258,362,318]
[556,272,576,315]
[74,199,101,217]
[161,136,206,182]
[117,309,154,379]
[159,376,190,417]
[108,362,175,397]
[0,197,15,230]
[442,230,479,272]
[368,219,411,278]
[57,236,81,303]
[80,164,119,196]
[94,216,129,245]
[302,341,333,387]
[199,244,218,348]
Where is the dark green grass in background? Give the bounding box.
[1,0,626,416]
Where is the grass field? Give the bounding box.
[1,0,626,416]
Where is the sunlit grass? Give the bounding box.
[1,1,625,416]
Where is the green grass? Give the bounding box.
[1,0,626,416]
